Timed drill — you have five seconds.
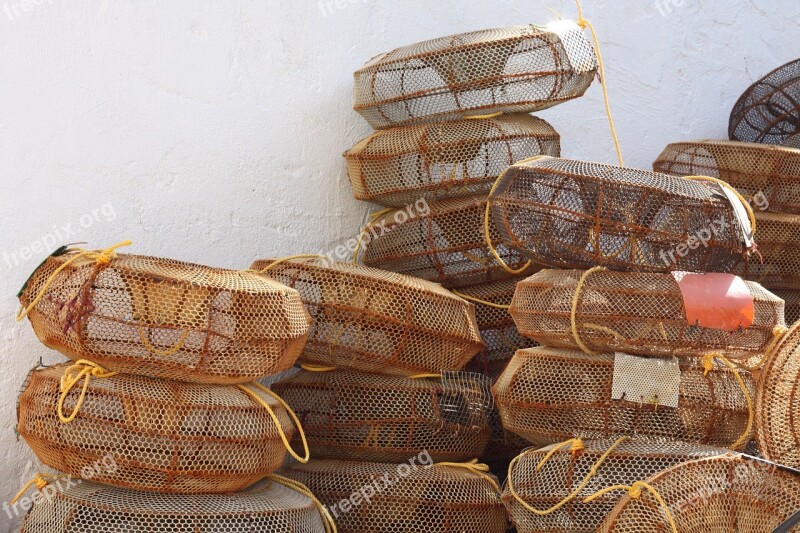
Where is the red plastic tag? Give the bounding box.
[673,272,754,332]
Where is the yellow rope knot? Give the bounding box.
[10,473,64,506]
[628,482,644,499]
[434,459,500,493]
[58,360,119,424]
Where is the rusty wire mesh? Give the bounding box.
[18,364,296,494]
[488,157,754,272]
[510,268,785,360]
[732,211,800,290]
[729,58,800,146]
[18,252,310,384]
[283,460,508,533]
[353,22,597,129]
[251,257,483,375]
[344,114,560,208]
[492,347,755,449]
[600,453,800,532]
[21,479,328,532]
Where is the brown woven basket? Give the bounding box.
[18,250,310,384]
[774,288,800,324]
[251,257,483,375]
[488,156,754,272]
[493,347,755,450]
[353,22,597,129]
[344,114,560,208]
[733,211,800,290]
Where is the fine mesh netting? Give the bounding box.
[488,157,754,272]
[18,252,310,384]
[502,438,725,533]
[344,114,560,208]
[493,347,755,449]
[733,211,800,289]
[729,58,800,146]
[362,194,535,288]
[250,257,483,375]
[774,289,800,324]
[283,460,508,533]
[600,454,800,532]
[272,369,491,463]
[18,364,297,494]
[654,139,800,214]
[353,22,597,129]
[510,269,785,360]
[21,479,328,532]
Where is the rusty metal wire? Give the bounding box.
[733,211,800,290]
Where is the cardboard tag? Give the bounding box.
[611,353,680,409]
[673,272,754,331]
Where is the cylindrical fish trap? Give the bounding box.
[353,22,597,129]
[729,58,800,146]
[284,460,508,533]
[773,288,800,324]
[344,114,561,208]
[17,363,305,494]
[492,347,756,450]
[251,257,484,375]
[21,479,330,533]
[599,454,800,532]
[272,369,491,463]
[510,268,785,360]
[362,194,535,288]
[17,248,310,384]
[502,438,725,533]
[733,211,800,289]
[654,139,800,214]
[488,156,755,272]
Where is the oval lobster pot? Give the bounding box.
[344,114,561,208]
[362,194,536,288]
[510,269,785,360]
[284,460,508,533]
[653,139,800,214]
[17,364,297,494]
[488,157,753,272]
[353,22,597,129]
[251,258,483,375]
[18,252,310,384]
[729,58,800,146]
[733,211,800,289]
[493,347,755,449]
[773,289,800,324]
[503,438,725,533]
[272,369,491,463]
[599,453,800,532]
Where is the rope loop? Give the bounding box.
[434,459,501,493]
[570,266,608,354]
[582,480,678,533]
[700,353,753,450]
[267,473,338,533]
[58,360,119,424]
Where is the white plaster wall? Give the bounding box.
[0,0,798,528]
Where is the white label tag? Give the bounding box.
[611,353,681,409]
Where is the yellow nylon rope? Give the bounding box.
[410,373,442,380]
[58,360,119,423]
[267,473,338,533]
[583,481,678,533]
[451,290,511,310]
[138,327,191,357]
[570,266,608,355]
[464,112,504,119]
[301,363,337,372]
[701,353,753,451]
[685,176,757,234]
[434,459,501,493]
[9,473,60,505]
[735,325,789,372]
[256,254,329,273]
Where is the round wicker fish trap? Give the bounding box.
[510,269,785,360]
[502,438,725,533]
[599,453,800,532]
[21,479,328,532]
[272,369,491,463]
[488,156,753,272]
[729,58,800,146]
[353,22,597,129]
[17,364,298,494]
[362,194,535,288]
[283,460,508,533]
[18,251,310,384]
[733,211,800,289]
[773,289,800,324]
[250,257,483,375]
[653,139,800,214]
[344,114,561,208]
[492,347,756,450]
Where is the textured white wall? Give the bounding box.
[0,0,798,528]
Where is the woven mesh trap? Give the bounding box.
[21,479,327,532]
[284,460,508,533]
[344,114,560,208]
[510,269,785,360]
[353,22,597,129]
[489,156,754,272]
[774,288,800,324]
[362,194,535,288]
[730,58,800,146]
[251,257,483,375]
[600,453,800,532]
[272,369,491,463]
[18,364,297,494]
[732,211,800,290]
[18,251,310,384]
[493,347,755,449]
[502,438,725,533]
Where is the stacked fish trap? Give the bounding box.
[15,243,335,532]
